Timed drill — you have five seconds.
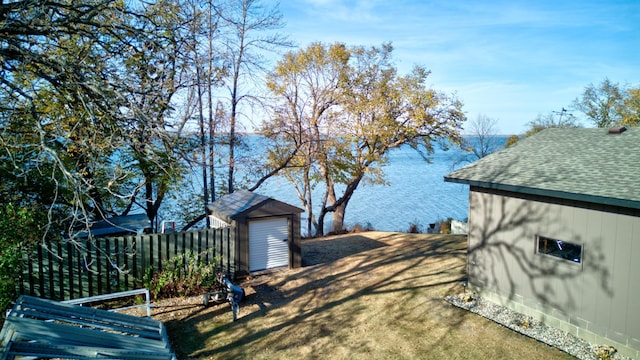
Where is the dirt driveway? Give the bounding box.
[149,231,571,359]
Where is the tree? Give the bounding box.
[456,114,501,164]
[573,78,624,128]
[320,44,464,235]
[214,0,291,194]
[621,86,640,127]
[115,0,205,232]
[524,109,582,137]
[505,108,582,147]
[1,1,133,235]
[262,42,350,235]
[183,0,222,225]
[263,42,465,236]
[504,135,519,147]
[0,1,193,238]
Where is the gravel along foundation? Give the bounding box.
[445,294,632,360]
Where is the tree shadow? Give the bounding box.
[301,235,389,266]
[469,187,613,312]
[165,232,472,359]
[454,151,624,352]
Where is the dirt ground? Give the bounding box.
[144,231,572,359]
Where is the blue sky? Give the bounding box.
[271,0,640,135]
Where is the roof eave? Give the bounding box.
[444,177,640,210]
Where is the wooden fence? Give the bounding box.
[19,227,235,301]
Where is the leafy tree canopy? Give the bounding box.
[262,42,465,236]
[0,0,187,239]
[573,78,640,128]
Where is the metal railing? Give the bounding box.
[62,288,152,318]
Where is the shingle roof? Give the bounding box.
[75,214,150,237]
[444,127,640,209]
[207,190,271,219]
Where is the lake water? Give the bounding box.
[174,136,505,235]
[256,144,471,235]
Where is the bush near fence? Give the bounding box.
[19,227,235,301]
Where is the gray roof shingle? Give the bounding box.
[207,190,271,219]
[444,127,640,209]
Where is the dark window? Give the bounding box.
[536,235,582,264]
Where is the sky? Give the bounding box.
[267,0,640,135]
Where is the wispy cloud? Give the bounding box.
[291,0,384,23]
[273,0,640,134]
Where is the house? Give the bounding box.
[207,190,304,276]
[75,213,151,238]
[444,127,640,358]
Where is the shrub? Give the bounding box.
[143,250,219,300]
[407,222,423,233]
[439,218,453,234]
[351,222,374,233]
[0,204,47,315]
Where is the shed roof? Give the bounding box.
[444,127,640,209]
[207,190,303,223]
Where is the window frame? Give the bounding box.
[535,235,583,265]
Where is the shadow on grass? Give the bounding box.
[165,233,469,359]
[301,235,389,266]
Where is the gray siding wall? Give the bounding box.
[468,187,640,356]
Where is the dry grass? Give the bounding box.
[147,232,574,359]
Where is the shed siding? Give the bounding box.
[468,187,640,356]
[211,195,302,276]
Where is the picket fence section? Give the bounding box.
[19,227,235,301]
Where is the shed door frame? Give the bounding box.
[248,217,290,272]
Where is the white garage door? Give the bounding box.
[249,217,289,272]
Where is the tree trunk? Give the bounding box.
[144,182,157,232]
[318,172,363,236]
[207,0,216,203]
[196,67,209,220]
[192,1,209,220]
[315,177,336,237]
[228,99,236,193]
[332,201,347,234]
[302,166,315,237]
[209,107,216,203]
[315,209,325,237]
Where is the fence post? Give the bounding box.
[56,241,64,300]
[228,227,235,277]
[156,233,162,272]
[46,241,55,299]
[123,237,130,290]
[198,230,204,259]
[96,239,102,296]
[37,244,44,297]
[113,237,120,292]
[85,239,93,297]
[66,241,74,299]
[133,236,140,287]
[27,249,35,296]
[18,252,26,296]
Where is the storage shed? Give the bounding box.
[207,190,303,276]
[445,127,640,358]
